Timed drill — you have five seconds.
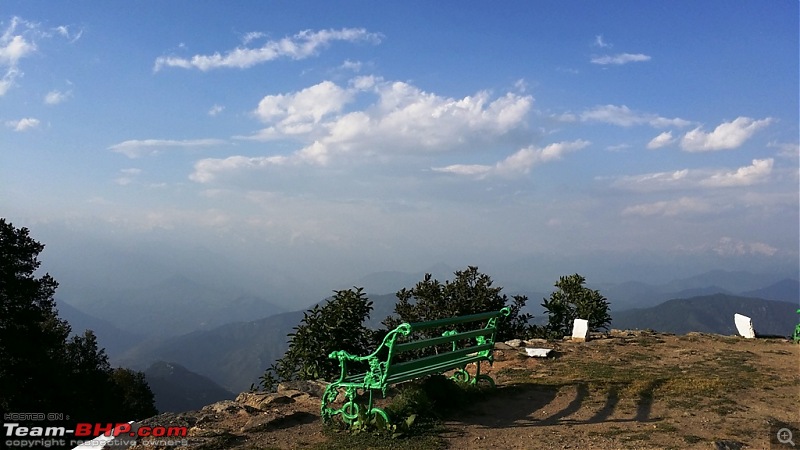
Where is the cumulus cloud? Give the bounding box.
[610,158,774,191]
[192,78,534,182]
[680,117,772,152]
[154,28,382,71]
[581,105,691,128]
[699,158,773,187]
[253,80,353,136]
[647,131,676,149]
[5,117,40,131]
[433,140,590,179]
[591,53,651,65]
[109,138,226,158]
[208,104,225,116]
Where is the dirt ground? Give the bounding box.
[135,331,799,450]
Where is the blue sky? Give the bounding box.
[2,1,798,303]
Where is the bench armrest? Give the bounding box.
[327,323,412,383]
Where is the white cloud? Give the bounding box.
[713,236,778,257]
[1,17,76,96]
[581,105,691,128]
[44,89,70,105]
[591,53,651,65]
[115,168,142,186]
[5,117,40,131]
[242,31,266,45]
[154,28,382,72]
[610,158,774,191]
[203,78,534,173]
[699,158,773,187]
[768,141,799,159]
[340,59,362,72]
[190,155,289,183]
[192,79,533,181]
[109,138,226,158]
[680,117,773,152]
[647,131,675,149]
[0,17,37,96]
[593,35,612,48]
[622,197,714,217]
[254,80,353,136]
[208,104,225,116]
[54,25,82,43]
[433,139,590,179]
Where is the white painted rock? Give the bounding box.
[524,347,553,358]
[572,318,589,341]
[734,313,755,339]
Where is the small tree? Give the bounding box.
[258,287,376,391]
[383,266,532,344]
[540,273,611,339]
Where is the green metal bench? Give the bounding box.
[321,306,511,424]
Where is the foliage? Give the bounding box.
[383,266,532,344]
[0,218,157,424]
[537,273,611,339]
[258,287,377,391]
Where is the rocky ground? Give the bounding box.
[131,330,799,449]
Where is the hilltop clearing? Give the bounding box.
[133,331,799,449]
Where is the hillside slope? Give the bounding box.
[612,294,797,336]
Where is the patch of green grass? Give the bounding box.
[635,336,663,347]
[622,432,653,442]
[683,435,703,444]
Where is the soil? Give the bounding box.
[133,331,799,450]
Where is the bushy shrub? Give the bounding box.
[258,287,377,391]
[383,266,533,344]
[536,273,611,339]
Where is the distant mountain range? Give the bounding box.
[599,274,798,311]
[60,274,286,338]
[144,361,235,413]
[58,269,798,410]
[56,299,145,355]
[613,294,798,336]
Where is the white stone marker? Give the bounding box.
[525,348,553,357]
[572,318,589,341]
[734,313,755,339]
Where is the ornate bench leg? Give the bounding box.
[451,367,473,384]
[321,384,338,423]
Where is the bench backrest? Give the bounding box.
[383,307,510,375]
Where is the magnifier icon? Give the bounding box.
[778,428,795,447]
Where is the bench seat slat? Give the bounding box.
[385,354,485,385]
[388,343,493,375]
[339,353,487,387]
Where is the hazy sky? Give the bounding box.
[2,2,798,303]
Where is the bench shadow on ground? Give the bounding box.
[446,378,666,432]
